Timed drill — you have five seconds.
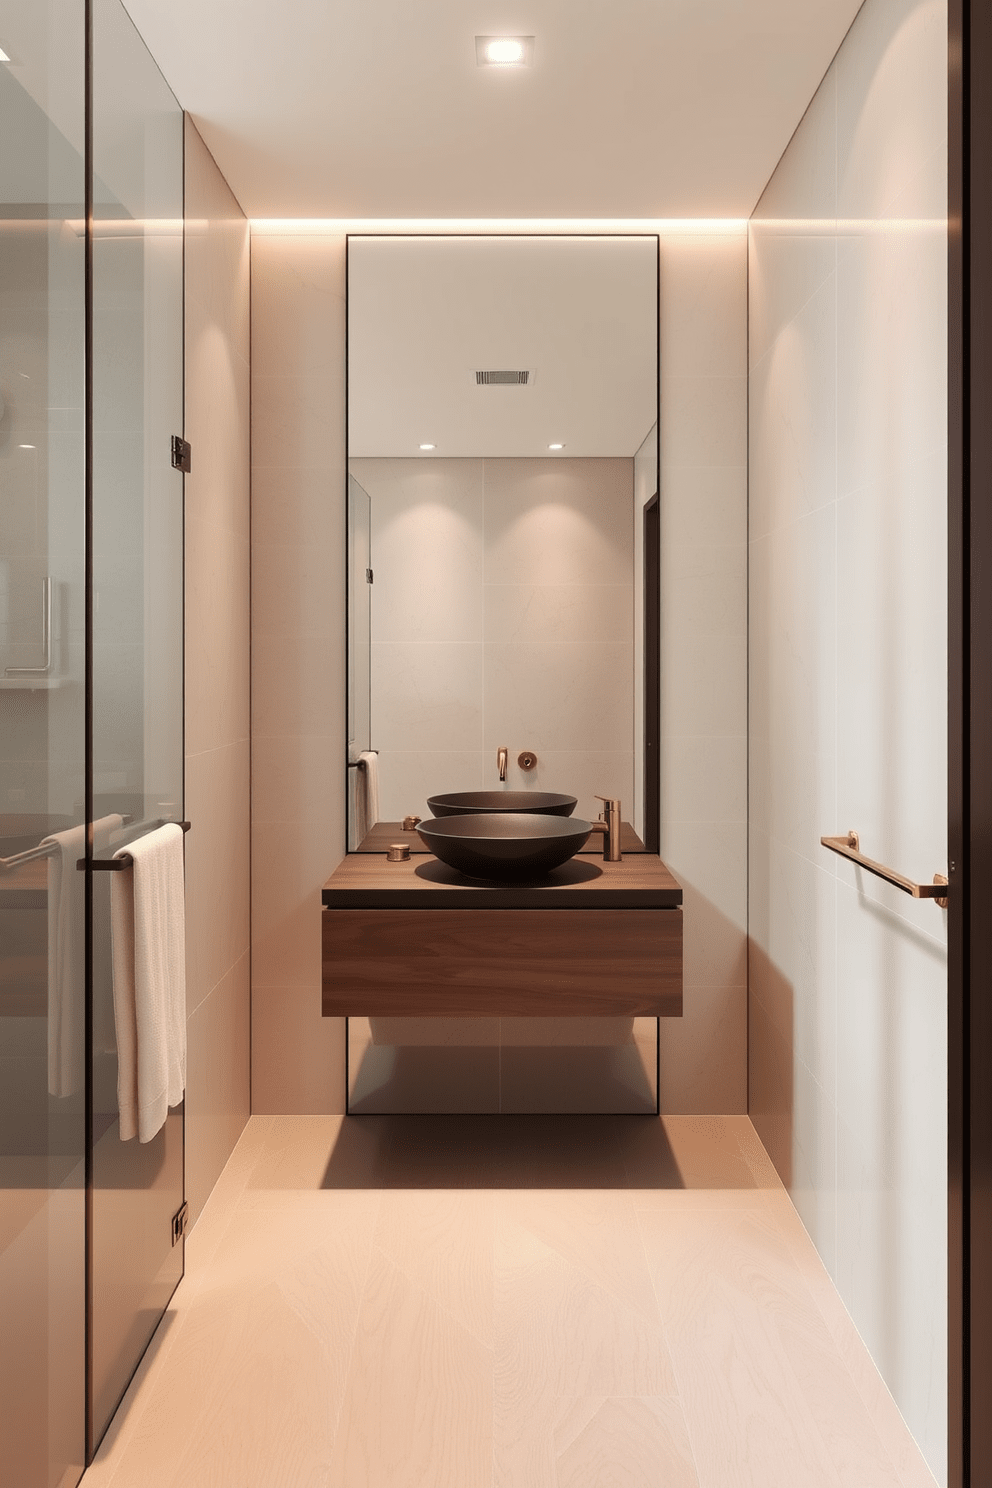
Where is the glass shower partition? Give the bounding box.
[0,6,88,1484]
[89,0,185,1451]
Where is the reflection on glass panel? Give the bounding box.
[0,3,87,1484]
[90,0,184,1449]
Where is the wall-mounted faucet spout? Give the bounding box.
[497,745,508,781]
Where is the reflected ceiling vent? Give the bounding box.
[474,369,534,386]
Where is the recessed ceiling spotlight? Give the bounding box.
[476,36,534,67]
[419,443,436,451]
[18,444,36,450]
[548,443,565,451]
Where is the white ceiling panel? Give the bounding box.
[119,0,865,220]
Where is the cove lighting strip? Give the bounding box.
[249,217,749,237]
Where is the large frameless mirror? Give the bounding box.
[346,234,660,852]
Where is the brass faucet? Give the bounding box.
[497,745,508,782]
[589,796,622,861]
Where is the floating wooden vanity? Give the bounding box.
[321,832,683,1019]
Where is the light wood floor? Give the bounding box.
[81,1114,938,1488]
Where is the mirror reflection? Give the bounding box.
[346,234,658,849]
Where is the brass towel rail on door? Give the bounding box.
[820,830,948,907]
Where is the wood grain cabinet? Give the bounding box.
[321,850,683,1019]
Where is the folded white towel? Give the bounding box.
[43,813,123,1097]
[355,750,380,843]
[110,823,186,1142]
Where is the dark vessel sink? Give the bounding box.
[426,790,577,818]
[416,813,592,881]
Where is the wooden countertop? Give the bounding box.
[323,848,682,910]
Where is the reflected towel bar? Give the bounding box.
[78,819,191,872]
[0,838,60,873]
[0,811,139,875]
[820,830,948,907]
[347,752,378,769]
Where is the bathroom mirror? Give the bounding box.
[346,234,659,848]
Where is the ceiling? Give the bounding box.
[348,236,658,457]
[119,0,865,221]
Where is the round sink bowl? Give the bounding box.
[426,790,577,818]
[417,813,593,881]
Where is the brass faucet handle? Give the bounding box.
[402,814,421,831]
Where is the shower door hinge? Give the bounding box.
[366,568,373,584]
[171,435,191,474]
[171,1201,188,1246]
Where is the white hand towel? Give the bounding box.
[110,823,186,1142]
[43,813,123,1097]
[355,750,380,843]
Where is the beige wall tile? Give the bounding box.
[184,740,251,1015]
[251,982,346,1114]
[184,117,251,1219]
[185,953,251,1225]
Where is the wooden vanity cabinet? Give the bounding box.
[321,853,683,1019]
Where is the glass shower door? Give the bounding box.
[89,0,184,1449]
[0,4,88,1484]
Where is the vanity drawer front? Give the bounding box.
[322,907,682,1017]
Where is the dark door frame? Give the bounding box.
[643,492,660,853]
[948,4,992,1484]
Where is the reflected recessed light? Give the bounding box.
[476,36,534,67]
[18,444,35,450]
[548,443,565,451]
[419,443,436,451]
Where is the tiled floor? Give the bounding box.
[81,1114,938,1488]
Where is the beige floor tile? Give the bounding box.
[638,1205,907,1487]
[99,1198,378,1488]
[330,1247,494,1488]
[499,1187,660,1323]
[495,1209,675,1402]
[555,1397,700,1488]
[80,1114,937,1488]
[374,1188,495,1349]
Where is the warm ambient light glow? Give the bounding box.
[419,443,436,451]
[548,443,565,450]
[476,36,534,68]
[250,218,749,237]
[487,39,523,64]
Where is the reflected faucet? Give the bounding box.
[497,745,508,782]
[589,795,622,862]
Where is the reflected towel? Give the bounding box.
[43,814,123,1097]
[355,750,380,843]
[110,823,186,1142]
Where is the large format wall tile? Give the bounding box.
[183,119,251,1224]
[748,0,948,1475]
[251,232,348,1114]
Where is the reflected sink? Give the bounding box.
[416,812,593,881]
[426,790,577,818]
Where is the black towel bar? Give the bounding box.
[77,820,191,872]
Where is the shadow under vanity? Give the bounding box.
[329,233,681,1114]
